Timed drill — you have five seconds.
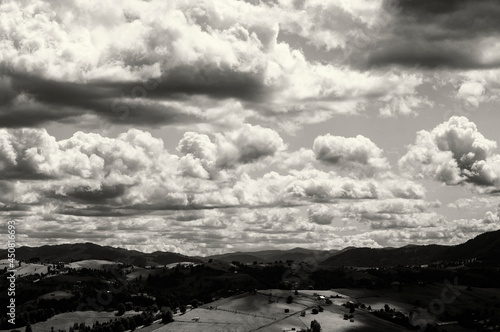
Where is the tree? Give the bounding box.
[125,302,133,311]
[384,304,390,313]
[286,295,293,304]
[294,290,299,296]
[180,305,186,314]
[162,309,174,324]
[312,308,319,314]
[117,303,126,316]
[144,315,154,326]
[310,319,321,332]
[25,322,33,332]
[128,318,137,331]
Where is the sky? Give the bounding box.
[1,0,500,255]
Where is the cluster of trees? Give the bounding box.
[66,309,167,332]
[372,304,416,330]
[308,266,500,291]
[310,320,321,332]
[145,263,288,306]
[310,269,351,289]
[0,307,56,329]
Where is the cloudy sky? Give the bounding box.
[1,0,500,255]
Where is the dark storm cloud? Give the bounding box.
[367,0,500,69]
[396,0,500,31]
[0,203,31,212]
[63,185,129,204]
[150,66,268,102]
[0,64,268,128]
[0,73,190,127]
[28,231,109,240]
[56,206,143,217]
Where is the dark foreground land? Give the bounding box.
[1,229,500,331]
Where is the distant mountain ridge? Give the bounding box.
[2,229,499,267]
[0,242,199,266]
[436,229,500,263]
[207,247,340,264]
[320,229,500,267]
[320,244,448,267]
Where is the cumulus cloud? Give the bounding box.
[451,69,500,110]
[399,116,500,188]
[457,81,486,107]
[216,124,286,166]
[308,204,342,225]
[0,127,423,215]
[177,124,285,178]
[484,210,499,224]
[306,198,441,230]
[447,197,500,210]
[2,0,500,255]
[0,0,431,130]
[313,134,389,175]
[0,126,437,253]
[366,208,500,248]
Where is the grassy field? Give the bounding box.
[66,259,120,270]
[154,307,274,332]
[9,310,140,332]
[38,290,74,300]
[0,260,49,277]
[152,289,411,332]
[342,284,500,318]
[12,285,497,332]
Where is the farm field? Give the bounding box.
[152,289,413,332]
[0,310,139,332]
[66,259,120,270]
[0,259,49,277]
[153,307,274,332]
[339,284,500,318]
[38,290,74,300]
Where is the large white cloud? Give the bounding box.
[177,124,285,179]
[313,134,389,176]
[399,116,500,188]
[0,0,430,131]
[3,127,419,214]
[0,128,340,215]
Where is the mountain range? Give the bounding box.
[2,229,499,267]
[0,242,198,266]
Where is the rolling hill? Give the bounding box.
[207,247,339,264]
[320,244,448,268]
[321,229,500,267]
[0,242,199,267]
[435,228,500,264]
[2,229,499,268]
